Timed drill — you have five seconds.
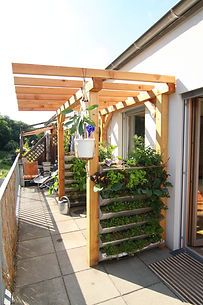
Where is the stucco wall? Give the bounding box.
[107,7,203,250]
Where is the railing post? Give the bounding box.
[57,114,65,198]
[156,93,169,241]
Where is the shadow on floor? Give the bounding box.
[13,187,187,305]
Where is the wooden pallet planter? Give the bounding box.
[96,164,167,261]
[99,240,164,261]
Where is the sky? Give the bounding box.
[0,0,179,124]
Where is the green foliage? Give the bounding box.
[64,129,71,153]
[101,235,161,256]
[101,200,149,213]
[100,223,163,243]
[126,170,147,189]
[0,151,13,178]
[100,212,154,228]
[0,114,28,151]
[48,174,58,195]
[127,135,162,166]
[71,157,86,191]
[99,143,117,162]
[62,105,98,137]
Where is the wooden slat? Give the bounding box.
[14,77,83,88]
[99,90,139,97]
[99,84,171,115]
[22,126,53,136]
[87,90,100,267]
[16,86,77,95]
[18,106,59,111]
[155,94,169,241]
[103,82,154,91]
[12,63,176,83]
[17,94,71,100]
[56,80,95,115]
[57,114,65,198]
[99,96,126,103]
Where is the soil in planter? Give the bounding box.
[100,223,163,244]
[101,234,162,256]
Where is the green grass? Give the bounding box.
[0,151,12,178]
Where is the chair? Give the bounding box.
[23,161,39,185]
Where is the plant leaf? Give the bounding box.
[61,109,74,115]
[86,104,98,111]
[78,119,84,136]
[84,117,95,126]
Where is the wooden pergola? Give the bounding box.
[12,63,175,266]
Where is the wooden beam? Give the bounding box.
[87,91,100,267]
[17,94,71,100]
[57,114,65,198]
[18,106,59,111]
[14,77,83,88]
[103,82,154,91]
[99,96,125,103]
[12,63,176,83]
[22,126,53,136]
[155,94,169,242]
[99,84,172,115]
[99,90,139,97]
[15,86,77,95]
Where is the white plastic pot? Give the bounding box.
[74,138,95,159]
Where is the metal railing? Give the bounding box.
[0,155,20,305]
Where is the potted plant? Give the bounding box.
[62,104,98,159]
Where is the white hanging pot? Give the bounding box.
[74,138,95,159]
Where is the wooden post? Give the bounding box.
[87,89,101,266]
[57,114,65,198]
[155,94,169,241]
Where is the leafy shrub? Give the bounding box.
[71,157,86,191]
[99,143,117,162]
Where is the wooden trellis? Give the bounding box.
[12,63,175,266]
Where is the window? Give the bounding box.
[123,107,145,157]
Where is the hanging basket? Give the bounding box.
[74,138,95,159]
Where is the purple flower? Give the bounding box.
[86,124,95,137]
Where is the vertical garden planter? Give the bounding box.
[98,193,164,261]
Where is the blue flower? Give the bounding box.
[86,125,95,137]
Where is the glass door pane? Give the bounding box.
[195,100,203,243]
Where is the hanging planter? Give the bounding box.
[74,138,95,159]
[62,103,98,160]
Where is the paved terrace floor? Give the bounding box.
[13,187,190,305]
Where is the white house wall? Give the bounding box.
[107,8,203,250]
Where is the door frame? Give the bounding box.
[181,89,203,248]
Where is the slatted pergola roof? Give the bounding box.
[12,63,175,115]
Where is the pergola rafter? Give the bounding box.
[12,62,176,267]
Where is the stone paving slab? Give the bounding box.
[105,256,160,295]
[96,296,126,305]
[123,282,186,305]
[49,219,79,235]
[17,236,55,259]
[15,253,61,287]
[13,277,70,305]
[56,246,90,275]
[52,231,87,251]
[64,267,120,305]
[18,221,50,241]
